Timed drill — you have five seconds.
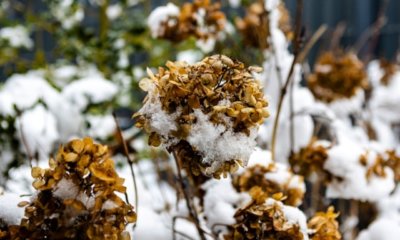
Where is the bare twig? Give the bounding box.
[18,117,34,167]
[172,150,207,240]
[353,0,389,58]
[112,113,139,228]
[270,0,303,161]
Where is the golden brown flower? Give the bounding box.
[134,55,269,178]
[226,195,304,240]
[308,207,341,240]
[308,52,368,103]
[153,0,225,42]
[379,59,398,86]
[232,164,305,207]
[14,137,136,240]
[236,2,292,50]
[289,139,330,178]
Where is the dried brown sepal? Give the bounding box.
[289,139,330,179]
[307,52,368,103]
[135,55,269,178]
[13,137,136,240]
[379,59,398,86]
[308,206,341,240]
[236,2,292,50]
[157,0,226,42]
[232,164,304,207]
[226,199,304,240]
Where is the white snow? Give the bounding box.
[357,218,400,240]
[0,25,33,49]
[0,193,26,225]
[62,75,118,111]
[324,139,395,201]
[15,105,59,160]
[147,3,179,38]
[188,110,258,174]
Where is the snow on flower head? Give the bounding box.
[323,141,395,201]
[236,1,292,50]
[0,25,33,49]
[134,55,269,178]
[147,0,226,46]
[14,138,136,239]
[308,51,368,103]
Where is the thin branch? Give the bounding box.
[270,0,304,161]
[353,0,389,58]
[18,117,34,168]
[270,24,327,161]
[172,150,207,240]
[112,113,139,228]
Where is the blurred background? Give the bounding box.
[1,0,399,81]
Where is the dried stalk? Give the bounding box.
[270,0,303,161]
[270,23,327,161]
[112,113,139,227]
[172,150,207,240]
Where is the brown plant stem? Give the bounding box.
[172,150,207,240]
[112,113,139,227]
[270,0,303,161]
[270,24,327,161]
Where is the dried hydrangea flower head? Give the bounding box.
[379,58,398,85]
[360,150,400,182]
[308,207,341,240]
[236,2,292,49]
[16,138,136,240]
[148,0,226,42]
[227,190,305,240]
[289,139,330,179]
[307,52,368,103]
[232,163,305,207]
[134,55,269,178]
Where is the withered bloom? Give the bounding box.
[379,59,398,86]
[149,0,226,43]
[289,139,330,178]
[308,207,341,240]
[226,190,305,240]
[14,138,136,240]
[134,55,269,178]
[232,164,305,207]
[307,52,368,103]
[236,2,292,50]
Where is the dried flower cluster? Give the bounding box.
[308,52,368,103]
[151,0,226,42]
[232,164,305,206]
[13,138,136,239]
[360,150,400,182]
[379,59,398,85]
[236,2,292,49]
[134,55,269,177]
[308,207,341,240]
[226,189,304,240]
[289,139,330,178]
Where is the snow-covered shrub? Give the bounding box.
[3,138,136,239]
[134,55,269,177]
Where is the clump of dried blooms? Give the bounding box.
[379,59,398,85]
[134,55,269,178]
[150,0,226,42]
[289,139,330,178]
[232,164,305,206]
[226,190,304,240]
[308,207,341,240]
[360,150,400,182]
[307,52,368,103]
[14,138,136,240]
[236,2,292,49]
